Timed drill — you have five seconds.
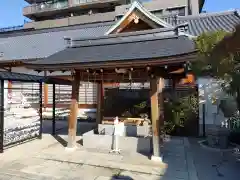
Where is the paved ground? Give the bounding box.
[0,122,239,180]
[189,138,240,180]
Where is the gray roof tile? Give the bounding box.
[28,33,196,65]
[179,11,240,36]
[0,22,112,61]
[0,71,71,84]
[160,10,240,36]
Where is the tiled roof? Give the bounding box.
[160,10,240,36]
[26,29,196,65]
[0,71,71,84]
[0,22,112,61]
[179,10,240,36]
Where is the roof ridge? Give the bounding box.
[0,21,114,38]
[73,27,176,41]
[71,34,180,48]
[235,9,240,17]
[178,9,239,20]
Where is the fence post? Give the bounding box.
[39,82,43,139]
[0,80,4,153]
[202,103,206,137]
[52,83,56,135]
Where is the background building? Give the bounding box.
[22,0,205,29]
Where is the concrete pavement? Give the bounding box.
[188,138,240,180]
[0,133,197,180]
[2,124,238,180]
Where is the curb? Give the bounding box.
[198,140,236,152]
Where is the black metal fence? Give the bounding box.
[43,83,97,136]
[0,80,42,153]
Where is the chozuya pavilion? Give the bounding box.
[24,1,197,161]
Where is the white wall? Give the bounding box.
[197,77,235,135]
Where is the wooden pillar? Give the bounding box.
[96,81,104,125]
[43,84,48,110]
[67,71,80,149]
[43,71,48,111]
[8,68,12,95]
[0,80,4,153]
[38,82,43,139]
[158,78,165,127]
[52,83,56,135]
[8,81,12,94]
[150,77,164,161]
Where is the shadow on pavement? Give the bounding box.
[111,175,134,180]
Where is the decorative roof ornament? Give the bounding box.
[128,13,139,24]
[105,1,173,35]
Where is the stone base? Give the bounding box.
[83,129,151,154]
[151,155,163,162]
[65,146,77,152]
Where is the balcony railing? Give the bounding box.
[72,0,102,4]
[0,25,24,33]
[71,0,122,6]
[23,1,69,15]
[23,0,124,15]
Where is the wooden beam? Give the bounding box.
[96,81,104,125]
[67,71,80,149]
[114,12,137,33]
[69,66,186,82]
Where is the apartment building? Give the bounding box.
[23,0,205,29]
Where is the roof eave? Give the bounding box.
[24,52,197,71]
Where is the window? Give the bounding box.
[128,0,152,4]
[167,7,185,16]
[178,8,186,16]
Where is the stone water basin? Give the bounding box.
[83,124,152,154]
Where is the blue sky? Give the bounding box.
[0,0,239,28]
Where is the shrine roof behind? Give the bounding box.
[24,28,196,68]
[0,71,71,85]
